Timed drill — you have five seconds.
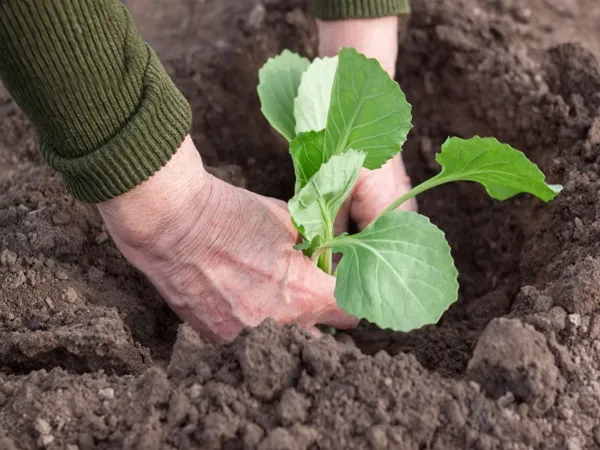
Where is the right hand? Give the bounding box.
[97,136,357,342]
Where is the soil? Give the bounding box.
[2,0,600,448]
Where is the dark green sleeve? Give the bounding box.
[0,0,191,203]
[309,0,410,20]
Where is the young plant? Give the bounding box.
[257,48,562,332]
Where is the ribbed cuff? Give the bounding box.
[309,0,410,20]
[40,49,191,203]
[0,0,191,203]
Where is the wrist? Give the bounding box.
[97,135,210,250]
[317,16,399,77]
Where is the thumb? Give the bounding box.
[317,305,359,329]
[349,175,395,231]
[298,256,359,330]
[350,163,417,231]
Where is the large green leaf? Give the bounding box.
[257,50,310,141]
[329,211,458,332]
[294,56,338,134]
[288,150,364,241]
[290,130,327,195]
[433,137,562,202]
[324,48,412,169]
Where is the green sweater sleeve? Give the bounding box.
[309,0,410,20]
[0,0,191,203]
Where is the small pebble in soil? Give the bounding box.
[55,269,69,280]
[95,232,108,244]
[567,313,582,328]
[189,383,202,399]
[39,435,55,448]
[65,287,78,303]
[34,418,52,436]
[366,425,388,449]
[497,391,515,407]
[98,388,115,400]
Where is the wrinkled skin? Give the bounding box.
[98,137,357,342]
[97,17,414,342]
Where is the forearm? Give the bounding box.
[317,16,400,76]
[311,0,410,77]
[0,0,191,203]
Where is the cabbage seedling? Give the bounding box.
[257,48,561,332]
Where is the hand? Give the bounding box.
[334,157,417,234]
[317,16,417,234]
[97,136,357,343]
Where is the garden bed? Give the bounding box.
[2,0,600,448]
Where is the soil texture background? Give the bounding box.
[2,0,600,448]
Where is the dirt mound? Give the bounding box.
[2,0,600,448]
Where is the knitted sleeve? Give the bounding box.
[0,0,192,203]
[309,0,410,20]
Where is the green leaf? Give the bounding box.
[324,48,412,169]
[288,150,365,241]
[290,130,326,194]
[329,211,459,332]
[293,241,312,251]
[434,137,562,202]
[257,50,310,141]
[294,235,324,259]
[294,56,338,134]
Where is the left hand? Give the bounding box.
[316,16,417,234]
[334,156,417,235]
[97,136,357,343]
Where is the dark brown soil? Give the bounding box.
[2,0,600,448]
